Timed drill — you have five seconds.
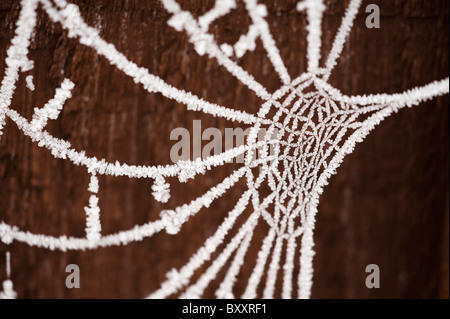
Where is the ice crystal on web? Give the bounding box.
[0,0,448,299]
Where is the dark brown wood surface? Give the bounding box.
[0,0,448,298]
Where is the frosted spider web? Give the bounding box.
[0,0,448,299]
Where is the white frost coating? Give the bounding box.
[215,231,254,299]
[297,0,325,72]
[87,174,99,194]
[323,0,362,80]
[0,252,16,299]
[0,0,448,300]
[282,236,297,299]
[85,174,101,242]
[241,228,276,298]
[161,0,271,100]
[233,24,259,58]
[179,213,259,299]
[244,0,291,84]
[0,0,38,137]
[148,189,254,299]
[30,78,74,132]
[198,0,237,31]
[6,252,11,278]
[25,75,35,91]
[86,174,101,241]
[0,280,16,299]
[152,175,171,203]
[41,0,262,124]
[85,195,101,242]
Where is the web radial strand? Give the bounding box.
[316,77,450,108]
[215,230,254,299]
[198,0,237,30]
[243,0,291,85]
[323,0,362,81]
[6,101,284,183]
[147,189,253,299]
[262,230,285,298]
[180,213,260,299]
[0,0,38,138]
[5,252,11,278]
[0,0,447,301]
[242,226,276,298]
[160,0,272,100]
[39,0,261,125]
[85,174,101,242]
[262,168,301,298]
[282,235,297,299]
[150,165,276,298]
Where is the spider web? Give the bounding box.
[0,0,448,299]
